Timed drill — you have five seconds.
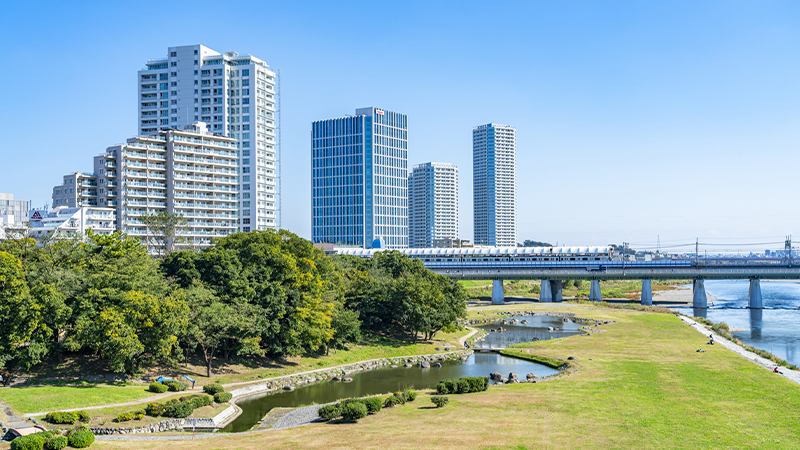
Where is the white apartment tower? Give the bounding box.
[408,162,458,248]
[139,44,279,231]
[473,123,516,247]
[95,122,239,250]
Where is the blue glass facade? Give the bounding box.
[312,107,408,248]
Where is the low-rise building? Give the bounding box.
[0,193,31,227]
[432,237,472,248]
[27,206,116,241]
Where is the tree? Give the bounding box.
[0,251,40,370]
[520,240,553,247]
[182,283,263,377]
[138,211,188,257]
[327,304,361,354]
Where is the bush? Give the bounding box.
[167,381,188,392]
[361,396,382,414]
[435,379,457,395]
[401,389,417,402]
[203,384,224,395]
[75,411,90,423]
[181,394,212,408]
[340,402,367,422]
[45,411,78,424]
[317,403,341,421]
[115,412,135,422]
[67,426,95,449]
[431,396,449,408]
[145,402,165,417]
[383,395,403,408]
[392,392,408,404]
[44,436,67,450]
[164,400,194,418]
[437,377,488,394]
[149,382,168,393]
[214,392,233,403]
[11,432,53,450]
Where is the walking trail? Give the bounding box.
[678,315,800,385]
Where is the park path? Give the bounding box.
[678,315,800,385]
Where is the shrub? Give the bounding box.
[75,411,90,423]
[214,392,233,403]
[383,395,403,408]
[401,389,417,402]
[145,402,165,417]
[115,412,135,422]
[317,403,341,421]
[149,382,168,393]
[457,379,471,394]
[44,436,67,450]
[392,392,408,404]
[45,411,78,424]
[361,397,382,414]
[437,377,488,394]
[431,396,449,408]
[11,431,53,450]
[340,402,367,422]
[203,384,224,395]
[67,426,95,448]
[164,401,194,418]
[435,379,457,395]
[181,394,212,408]
[168,381,189,392]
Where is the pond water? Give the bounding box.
[224,315,576,432]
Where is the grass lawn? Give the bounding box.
[81,304,800,449]
[0,329,470,416]
[34,393,229,430]
[464,279,686,301]
[0,385,155,415]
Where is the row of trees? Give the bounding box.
[0,229,466,376]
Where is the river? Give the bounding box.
[672,280,800,366]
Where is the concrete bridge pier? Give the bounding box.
[693,279,707,308]
[748,278,763,309]
[552,280,563,302]
[589,280,602,301]
[641,279,653,306]
[491,279,505,305]
[539,280,553,302]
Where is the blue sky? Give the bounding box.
[2,1,799,252]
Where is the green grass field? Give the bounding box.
[0,385,155,415]
[73,304,800,449]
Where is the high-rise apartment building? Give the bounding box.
[311,107,408,249]
[139,44,279,231]
[473,123,516,247]
[408,162,458,248]
[93,122,239,250]
[52,172,98,208]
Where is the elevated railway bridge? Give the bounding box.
[336,246,800,308]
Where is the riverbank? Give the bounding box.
[74,303,800,449]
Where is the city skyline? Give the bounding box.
[2,1,800,248]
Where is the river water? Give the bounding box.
[225,316,571,432]
[672,280,800,366]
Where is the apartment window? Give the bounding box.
[160,73,168,80]
[171,72,177,77]
[242,141,250,148]
[243,158,250,165]
[243,115,250,122]
[242,98,249,105]
[194,49,198,55]
[243,201,250,207]
[171,91,177,96]
[171,62,177,67]
[194,60,198,65]
[194,115,198,120]
[159,83,168,90]
[242,79,249,87]
[242,89,249,95]
[171,109,178,113]
[160,93,168,98]
[70,179,74,184]
[242,107,249,113]
[161,101,168,107]
[161,119,168,125]
[194,80,198,85]
[243,184,250,190]
[171,100,177,105]
[242,133,250,139]
[171,82,177,87]
[170,51,177,57]
[243,226,250,232]
[242,150,250,156]
[242,69,249,76]
[243,218,250,224]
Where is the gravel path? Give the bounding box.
[271,404,324,430]
[679,315,800,384]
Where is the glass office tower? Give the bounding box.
[311,107,408,248]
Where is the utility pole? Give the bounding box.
[695,238,699,265]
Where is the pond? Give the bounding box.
[224,315,577,432]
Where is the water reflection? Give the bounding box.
[693,307,708,319]
[749,308,762,340]
[475,315,583,348]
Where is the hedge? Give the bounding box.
[168,381,189,392]
[214,392,232,403]
[75,411,90,423]
[340,402,367,422]
[436,377,489,394]
[10,431,54,450]
[317,404,341,421]
[67,425,95,448]
[149,382,168,393]
[361,397,382,414]
[181,394,212,409]
[431,396,449,408]
[45,411,77,424]
[44,436,67,450]
[203,384,224,395]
